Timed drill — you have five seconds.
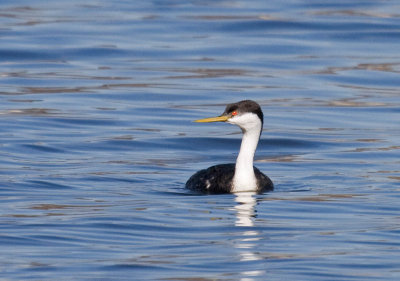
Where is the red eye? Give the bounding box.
[231,111,237,116]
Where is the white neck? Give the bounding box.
[230,114,262,192]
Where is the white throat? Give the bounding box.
[229,113,262,192]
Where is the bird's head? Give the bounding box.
[195,100,263,133]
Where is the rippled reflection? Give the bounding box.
[234,192,257,227]
[233,192,266,280]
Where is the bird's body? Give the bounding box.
[185,100,273,194]
[186,164,273,194]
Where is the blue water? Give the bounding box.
[1,1,400,280]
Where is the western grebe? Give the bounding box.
[186,100,273,194]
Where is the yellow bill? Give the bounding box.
[194,115,229,123]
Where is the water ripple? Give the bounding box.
[1,0,400,280]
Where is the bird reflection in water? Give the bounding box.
[233,192,266,280]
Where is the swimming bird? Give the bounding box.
[186,100,273,194]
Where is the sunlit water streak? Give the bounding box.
[1,0,400,280]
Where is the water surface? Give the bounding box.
[1,0,400,280]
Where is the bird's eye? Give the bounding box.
[231,111,237,116]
